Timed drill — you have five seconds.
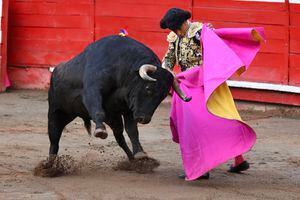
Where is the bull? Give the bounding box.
[48,35,190,160]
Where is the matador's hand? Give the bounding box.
[207,23,214,29]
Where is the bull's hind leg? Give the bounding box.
[107,114,134,160]
[48,110,75,155]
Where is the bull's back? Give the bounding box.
[86,36,161,70]
[51,35,159,90]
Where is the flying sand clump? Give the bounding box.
[33,155,79,177]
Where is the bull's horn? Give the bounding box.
[172,79,192,102]
[139,64,157,82]
[163,67,192,102]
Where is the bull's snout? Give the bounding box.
[136,116,151,124]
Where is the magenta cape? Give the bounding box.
[170,26,265,181]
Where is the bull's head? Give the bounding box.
[128,64,191,124]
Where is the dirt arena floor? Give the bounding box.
[0,90,299,200]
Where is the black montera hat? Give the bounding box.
[160,8,191,31]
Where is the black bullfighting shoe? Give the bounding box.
[228,161,250,173]
[178,172,210,180]
[94,128,108,139]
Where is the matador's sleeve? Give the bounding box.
[162,31,178,70]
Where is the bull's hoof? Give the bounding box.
[48,154,57,163]
[134,152,148,160]
[94,128,108,139]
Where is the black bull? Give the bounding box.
[48,35,190,160]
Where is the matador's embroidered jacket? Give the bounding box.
[162,22,203,71]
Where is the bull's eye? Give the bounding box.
[145,86,152,95]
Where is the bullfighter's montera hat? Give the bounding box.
[160,8,191,31]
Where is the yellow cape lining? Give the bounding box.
[207,82,242,121]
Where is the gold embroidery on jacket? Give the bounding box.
[163,22,203,71]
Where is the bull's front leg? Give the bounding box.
[82,80,108,139]
[106,114,134,160]
[124,113,148,159]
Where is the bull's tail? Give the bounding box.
[83,119,92,136]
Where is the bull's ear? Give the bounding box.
[159,67,173,80]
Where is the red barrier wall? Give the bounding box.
[289,2,300,86]
[7,0,94,89]
[193,0,289,85]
